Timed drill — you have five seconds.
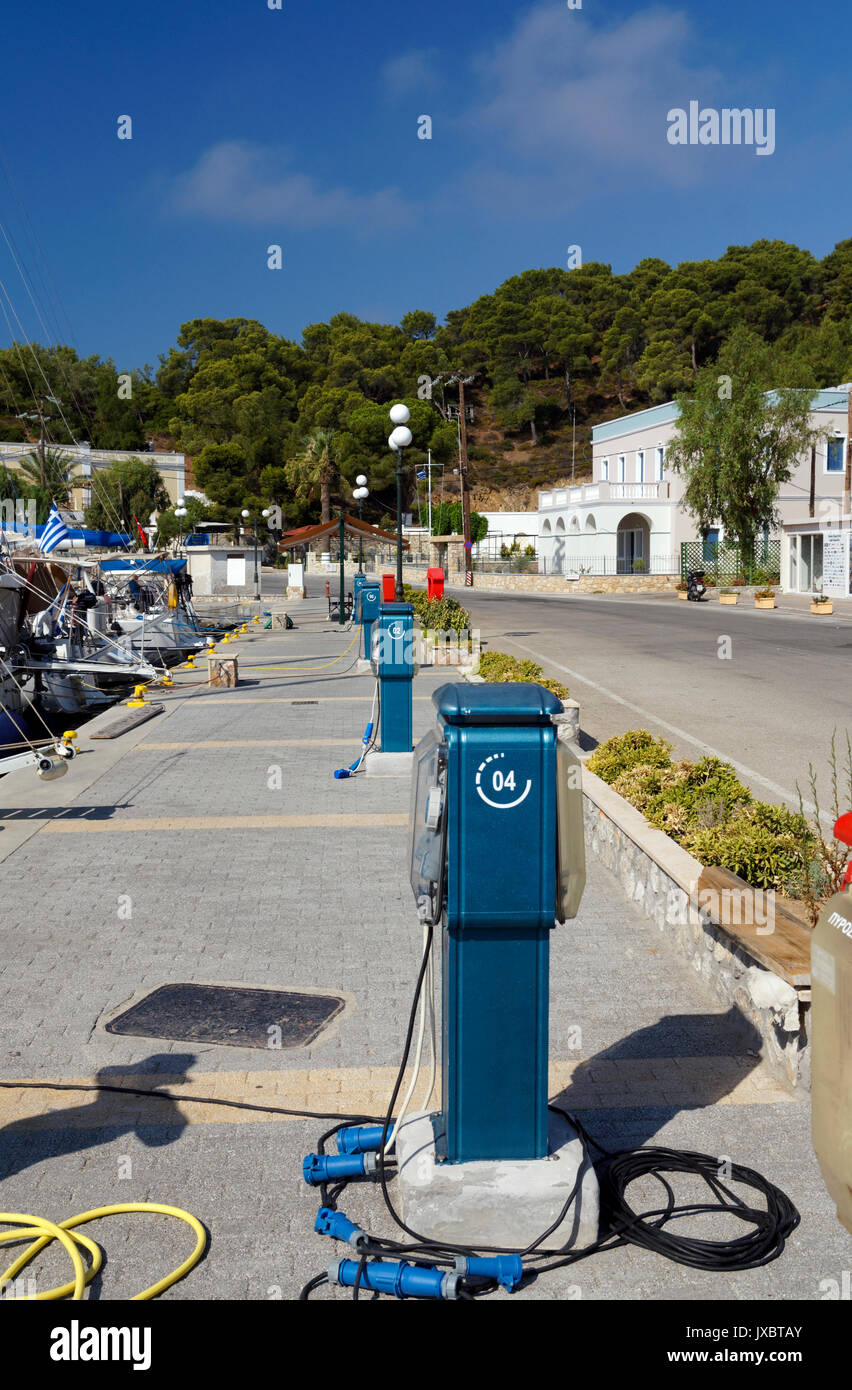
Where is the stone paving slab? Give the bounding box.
[1,600,850,1300]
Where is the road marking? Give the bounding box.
[43,813,409,834]
[131,740,360,750]
[196,696,434,704]
[0,1056,796,1130]
[505,638,832,821]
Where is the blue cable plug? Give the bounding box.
[336,1123,394,1154]
[455,1254,524,1292]
[328,1259,457,1300]
[302,1152,378,1186]
[314,1208,368,1249]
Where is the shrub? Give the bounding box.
[647,756,752,827]
[477,650,570,701]
[684,820,805,893]
[587,730,672,783]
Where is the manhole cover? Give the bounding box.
[291,700,319,705]
[105,984,345,1049]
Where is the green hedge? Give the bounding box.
[587,730,816,898]
[478,649,570,701]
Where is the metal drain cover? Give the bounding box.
[105,984,345,1049]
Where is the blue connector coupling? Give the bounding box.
[328,1259,457,1300]
[362,721,374,746]
[302,1152,378,1186]
[336,1123,394,1154]
[314,1207,368,1249]
[454,1255,524,1292]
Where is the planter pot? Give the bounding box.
[719,594,739,605]
[677,590,688,600]
[754,597,776,610]
[811,602,833,615]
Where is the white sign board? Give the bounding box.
[226,555,246,588]
[822,530,848,596]
[288,562,304,587]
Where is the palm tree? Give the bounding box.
[17,447,73,502]
[285,429,336,524]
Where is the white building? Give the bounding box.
[537,389,851,595]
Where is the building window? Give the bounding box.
[655,445,665,482]
[601,457,609,481]
[636,450,645,483]
[617,455,626,483]
[827,436,845,472]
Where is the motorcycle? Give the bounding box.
[686,569,707,601]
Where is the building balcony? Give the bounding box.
[538,481,670,508]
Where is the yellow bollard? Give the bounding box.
[127,685,148,708]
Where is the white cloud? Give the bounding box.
[381,48,442,98]
[468,5,722,182]
[169,141,414,232]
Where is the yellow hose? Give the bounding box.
[0,1202,207,1300]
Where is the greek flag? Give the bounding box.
[39,501,69,554]
[416,469,427,480]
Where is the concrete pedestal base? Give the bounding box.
[363,750,415,778]
[395,1110,599,1249]
[355,657,372,673]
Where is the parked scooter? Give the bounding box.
[686,569,707,601]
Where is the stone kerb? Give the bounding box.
[581,767,809,1090]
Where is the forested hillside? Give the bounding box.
[1,237,850,527]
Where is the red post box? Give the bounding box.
[427,568,445,601]
[381,573,396,602]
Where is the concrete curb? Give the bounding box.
[580,767,810,1090]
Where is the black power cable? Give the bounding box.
[301,923,801,1299]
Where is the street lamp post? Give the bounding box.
[241,507,270,604]
[175,499,187,552]
[388,405,413,601]
[353,474,369,573]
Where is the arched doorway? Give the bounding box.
[617,513,651,574]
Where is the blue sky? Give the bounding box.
[1,0,850,369]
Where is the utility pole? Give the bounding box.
[37,395,47,487]
[338,508,346,626]
[458,377,473,587]
[839,383,845,519]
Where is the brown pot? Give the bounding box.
[811,601,833,615]
[754,596,776,610]
[719,594,738,605]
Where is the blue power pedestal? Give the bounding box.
[371,602,414,753]
[410,682,586,1163]
[357,580,381,657]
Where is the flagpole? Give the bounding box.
[428,449,432,539]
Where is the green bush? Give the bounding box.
[402,585,470,632]
[684,820,806,893]
[644,756,752,829]
[586,730,672,783]
[478,650,570,702]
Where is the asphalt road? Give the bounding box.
[460,589,852,819]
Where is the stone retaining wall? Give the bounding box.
[581,768,809,1090]
[400,565,678,596]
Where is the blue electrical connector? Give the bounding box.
[454,1254,524,1292]
[328,1259,458,1300]
[302,1152,379,1186]
[333,721,375,779]
[314,1208,369,1249]
[336,1123,394,1154]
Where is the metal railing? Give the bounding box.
[540,554,679,577]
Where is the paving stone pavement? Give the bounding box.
[1,598,850,1301]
